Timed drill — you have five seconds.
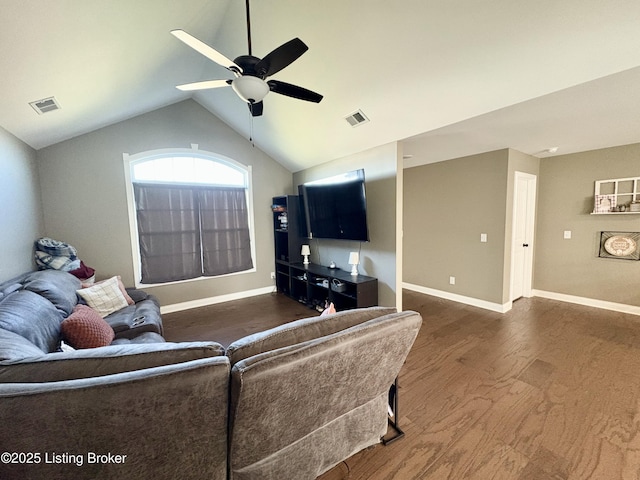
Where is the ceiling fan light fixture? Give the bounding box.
[232,76,269,103]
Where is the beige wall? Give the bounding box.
[535,143,640,306]
[403,148,539,307]
[0,127,43,281]
[404,150,509,304]
[292,142,401,308]
[36,100,293,306]
[404,141,639,310]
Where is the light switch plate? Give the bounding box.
[563,230,572,239]
[480,233,487,242]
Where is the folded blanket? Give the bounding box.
[35,237,78,259]
[35,251,81,272]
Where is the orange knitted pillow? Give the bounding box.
[61,304,115,349]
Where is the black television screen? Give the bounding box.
[299,169,369,241]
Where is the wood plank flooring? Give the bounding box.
[163,290,640,480]
[162,292,313,347]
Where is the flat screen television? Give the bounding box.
[298,169,369,241]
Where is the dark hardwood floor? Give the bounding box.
[163,292,314,347]
[164,290,640,480]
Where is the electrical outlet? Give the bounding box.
[563,230,572,239]
[449,276,456,285]
[480,233,487,242]
[270,272,276,279]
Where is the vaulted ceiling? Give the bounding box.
[2,0,640,172]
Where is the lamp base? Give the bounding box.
[350,265,358,276]
[303,255,310,265]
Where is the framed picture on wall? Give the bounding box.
[598,231,640,260]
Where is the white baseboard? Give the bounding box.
[160,286,275,314]
[402,282,512,313]
[532,289,640,316]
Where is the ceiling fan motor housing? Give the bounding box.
[234,55,266,78]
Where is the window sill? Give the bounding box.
[135,267,257,289]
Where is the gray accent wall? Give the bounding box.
[0,127,43,281]
[292,143,401,308]
[535,143,640,307]
[35,100,293,307]
[403,148,539,307]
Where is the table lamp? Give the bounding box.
[348,251,360,276]
[301,245,311,265]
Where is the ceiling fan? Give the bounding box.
[171,0,323,117]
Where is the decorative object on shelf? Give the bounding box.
[301,244,311,265]
[348,251,360,276]
[276,212,288,230]
[598,231,640,260]
[594,194,616,213]
[592,177,640,214]
[331,278,346,292]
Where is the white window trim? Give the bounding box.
[123,145,257,288]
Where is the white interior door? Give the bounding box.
[511,172,537,301]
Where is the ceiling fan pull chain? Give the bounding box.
[249,114,255,147]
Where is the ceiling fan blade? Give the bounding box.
[268,80,323,103]
[171,29,243,74]
[255,38,308,77]
[249,101,264,117]
[176,79,232,91]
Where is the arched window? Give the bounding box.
[124,147,255,285]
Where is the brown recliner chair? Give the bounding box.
[226,307,422,480]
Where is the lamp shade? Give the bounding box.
[348,251,360,275]
[231,76,270,103]
[301,245,311,256]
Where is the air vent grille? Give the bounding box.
[29,97,61,115]
[345,109,369,127]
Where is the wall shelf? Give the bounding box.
[590,211,640,215]
[592,176,640,214]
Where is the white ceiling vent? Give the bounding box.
[29,97,61,115]
[345,109,369,127]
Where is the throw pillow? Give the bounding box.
[61,305,115,349]
[76,276,129,317]
[82,275,134,305]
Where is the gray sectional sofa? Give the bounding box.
[0,270,422,480]
[0,269,165,349]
